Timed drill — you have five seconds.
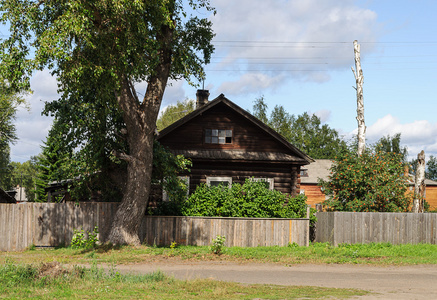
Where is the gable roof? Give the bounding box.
[158,93,313,164]
[300,159,333,184]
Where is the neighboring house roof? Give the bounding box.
[158,93,313,164]
[300,159,333,184]
[0,187,16,203]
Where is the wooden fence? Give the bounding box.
[143,216,309,247]
[315,212,437,245]
[0,202,118,251]
[0,203,309,251]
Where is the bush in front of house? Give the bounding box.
[318,150,412,212]
[154,179,313,223]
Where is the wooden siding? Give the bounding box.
[426,186,437,210]
[159,102,292,153]
[0,203,310,251]
[315,212,437,245]
[301,183,326,207]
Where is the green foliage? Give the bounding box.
[71,226,99,249]
[150,140,191,214]
[374,133,408,163]
[0,147,12,190]
[427,155,437,181]
[156,99,195,131]
[154,179,313,222]
[7,158,40,201]
[0,0,216,237]
[0,87,26,191]
[319,151,412,212]
[210,235,226,255]
[252,97,347,159]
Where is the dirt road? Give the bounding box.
[113,260,437,299]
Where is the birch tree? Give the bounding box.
[413,150,426,213]
[352,40,366,156]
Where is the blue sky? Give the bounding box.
[9,0,437,162]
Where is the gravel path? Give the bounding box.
[111,260,437,299]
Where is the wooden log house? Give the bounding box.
[157,90,313,196]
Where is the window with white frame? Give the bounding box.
[162,176,190,202]
[206,176,232,187]
[250,177,274,190]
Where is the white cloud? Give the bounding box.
[11,70,58,162]
[314,109,332,123]
[218,73,286,95]
[209,0,380,94]
[162,80,187,106]
[351,114,437,159]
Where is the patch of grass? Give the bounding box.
[0,261,368,299]
[2,242,437,266]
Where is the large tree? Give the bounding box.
[0,85,25,190]
[252,97,347,159]
[0,0,215,245]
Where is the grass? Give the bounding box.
[0,259,368,299]
[2,242,436,299]
[2,242,437,266]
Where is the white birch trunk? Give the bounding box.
[352,40,366,156]
[413,150,426,213]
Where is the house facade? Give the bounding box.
[157,90,313,196]
[299,159,332,207]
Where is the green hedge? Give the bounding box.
[153,179,315,224]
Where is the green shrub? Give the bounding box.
[71,226,99,249]
[319,151,412,212]
[155,178,314,223]
[210,235,226,255]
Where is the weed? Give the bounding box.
[27,244,36,251]
[71,226,99,249]
[210,235,226,255]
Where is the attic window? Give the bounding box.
[205,129,232,144]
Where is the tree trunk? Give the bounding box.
[352,40,366,156]
[413,150,426,213]
[107,23,174,245]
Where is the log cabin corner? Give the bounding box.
[156,90,314,197]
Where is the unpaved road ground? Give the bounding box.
[112,260,437,299]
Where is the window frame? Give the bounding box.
[206,176,232,188]
[204,128,233,145]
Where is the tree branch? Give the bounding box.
[111,150,134,163]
